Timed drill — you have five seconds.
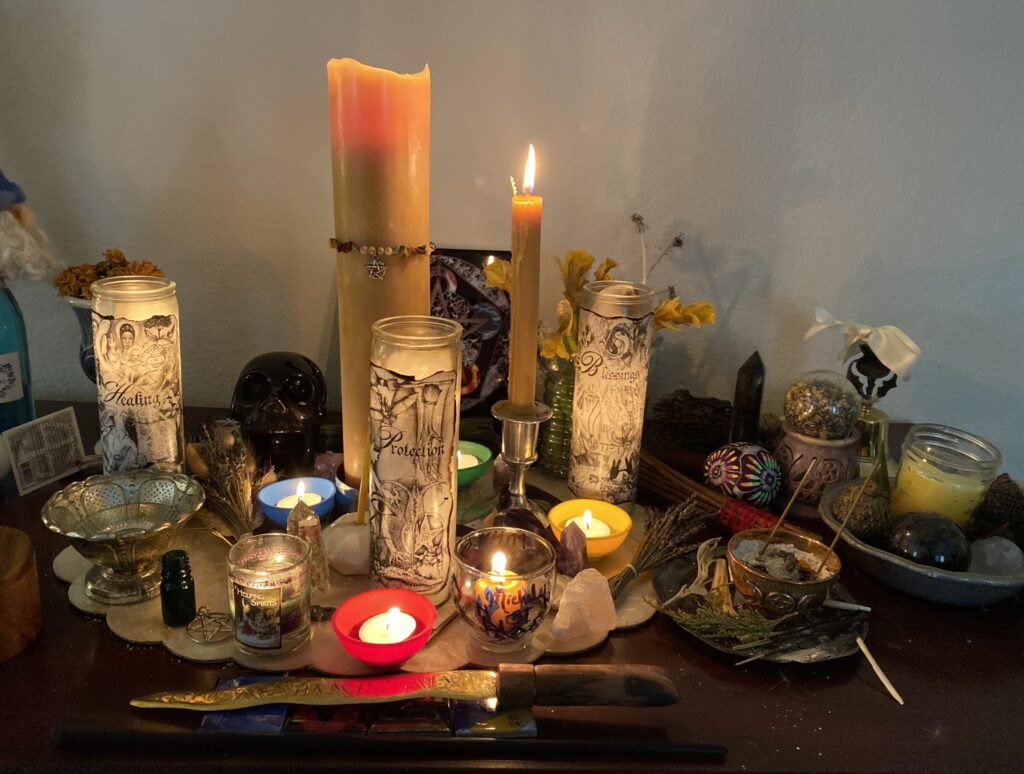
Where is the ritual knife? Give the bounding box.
[131,664,678,712]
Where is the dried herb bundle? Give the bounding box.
[186,420,275,543]
[661,601,782,641]
[608,498,711,598]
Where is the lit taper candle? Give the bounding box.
[508,144,542,415]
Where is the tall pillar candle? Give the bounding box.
[368,316,462,605]
[508,145,542,415]
[327,58,431,488]
[91,277,184,473]
[568,281,657,507]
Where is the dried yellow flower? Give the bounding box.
[483,258,513,293]
[653,298,716,331]
[52,248,164,299]
[539,298,575,360]
[593,258,617,281]
[556,250,596,305]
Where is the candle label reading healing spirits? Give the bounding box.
[92,312,184,472]
[368,363,458,600]
[231,584,283,650]
[569,307,653,505]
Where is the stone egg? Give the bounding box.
[703,442,782,508]
[888,512,971,571]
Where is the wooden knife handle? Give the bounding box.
[497,664,679,708]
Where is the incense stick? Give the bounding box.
[758,459,817,557]
[815,459,881,575]
[857,637,904,706]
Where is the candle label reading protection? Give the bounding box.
[92,312,184,472]
[569,307,653,505]
[231,584,282,650]
[368,362,458,600]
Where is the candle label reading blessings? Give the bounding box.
[569,307,653,505]
[92,312,184,472]
[231,584,283,650]
[368,362,458,600]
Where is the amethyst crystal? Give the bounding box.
[556,522,588,577]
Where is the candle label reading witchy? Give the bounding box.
[92,312,184,473]
[569,307,653,505]
[368,362,458,601]
[475,579,552,642]
[231,584,282,650]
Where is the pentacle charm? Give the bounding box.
[366,257,387,280]
[186,606,234,643]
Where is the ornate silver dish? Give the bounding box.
[42,471,205,605]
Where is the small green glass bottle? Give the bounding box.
[160,550,196,627]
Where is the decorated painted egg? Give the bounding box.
[703,443,782,507]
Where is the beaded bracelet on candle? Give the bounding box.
[329,239,435,280]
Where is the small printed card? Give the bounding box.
[2,407,87,495]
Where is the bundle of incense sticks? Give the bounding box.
[638,449,810,536]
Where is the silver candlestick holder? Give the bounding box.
[483,399,553,528]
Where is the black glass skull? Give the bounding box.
[231,352,327,476]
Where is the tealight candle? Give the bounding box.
[565,509,612,537]
[276,481,323,510]
[457,450,480,470]
[473,551,527,637]
[357,606,417,644]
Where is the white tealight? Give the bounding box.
[358,606,417,644]
[276,481,323,509]
[457,451,480,470]
[566,509,612,537]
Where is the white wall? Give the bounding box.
[2,0,1022,471]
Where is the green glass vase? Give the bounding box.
[539,356,574,478]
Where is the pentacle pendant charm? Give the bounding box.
[186,606,234,643]
[366,257,387,280]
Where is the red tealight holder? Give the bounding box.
[331,588,436,669]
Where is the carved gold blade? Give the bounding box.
[131,671,498,712]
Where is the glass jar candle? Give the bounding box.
[451,527,556,652]
[892,423,1001,525]
[568,281,658,507]
[368,316,462,605]
[91,276,184,473]
[227,533,311,655]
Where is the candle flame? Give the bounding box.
[384,606,402,631]
[523,144,536,194]
[583,509,593,530]
[491,551,507,575]
[296,481,306,499]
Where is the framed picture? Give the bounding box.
[430,248,510,415]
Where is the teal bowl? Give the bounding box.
[457,441,493,489]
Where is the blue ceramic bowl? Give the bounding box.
[334,474,358,514]
[457,441,493,490]
[258,477,336,527]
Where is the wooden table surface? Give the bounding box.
[1,402,1021,773]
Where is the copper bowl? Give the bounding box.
[726,528,841,615]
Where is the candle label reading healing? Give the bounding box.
[92,313,184,472]
[231,584,283,650]
[368,362,458,599]
[569,308,653,505]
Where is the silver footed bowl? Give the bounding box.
[42,471,205,605]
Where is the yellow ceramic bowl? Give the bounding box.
[548,499,633,560]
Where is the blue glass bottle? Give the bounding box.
[0,285,35,432]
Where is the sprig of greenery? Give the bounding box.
[660,600,782,641]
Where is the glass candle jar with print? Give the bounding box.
[568,281,658,508]
[368,316,462,606]
[227,533,312,656]
[91,277,184,473]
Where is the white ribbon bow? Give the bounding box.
[804,307,921,379]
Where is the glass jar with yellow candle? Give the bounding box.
[892,424,1001,525]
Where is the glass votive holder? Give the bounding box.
[892,423,1002,525]
[452,527,556,653]
[227,533,312,656]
